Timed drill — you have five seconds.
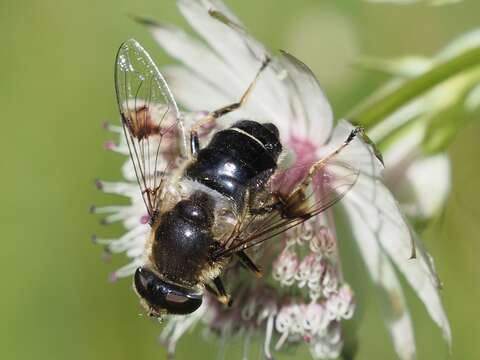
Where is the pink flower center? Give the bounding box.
[287,134,319,165]
[273,135,320,196]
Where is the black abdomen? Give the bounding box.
[185,120,282,206]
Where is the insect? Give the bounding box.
[114,39,364,317]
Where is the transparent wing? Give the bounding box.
[214,157,359,258]
[114,39,187,220]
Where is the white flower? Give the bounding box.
[361,29,480,222]
[93,0,450,359]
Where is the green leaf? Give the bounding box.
[348,46,480,128]
[422,105,472,154]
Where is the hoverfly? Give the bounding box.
[114,39,363,317]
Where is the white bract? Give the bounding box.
[94,0,450,359]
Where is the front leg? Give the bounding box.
[189,56,271,158]
[205,276,233,306]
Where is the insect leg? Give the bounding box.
[236,251,263,278]
[303,127,363,183]
[204,283,222,300]
[190,131,200,156]
[249,201,282,215]
[279,127,363,219]
[212,277,233,306]
[189,56,271,156]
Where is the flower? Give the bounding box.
[93,0,450,359]
[359,28,480,223]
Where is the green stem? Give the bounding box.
[347,46,480,128]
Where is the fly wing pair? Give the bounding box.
[114,39,359,255]
[213,161,359,258]
[114,39,187,221]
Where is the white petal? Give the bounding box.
[279,51,333,145]
[177,0,293,138]
[356,56,432,78]
[164,65,232,111]
[318,120,383,179]
[379,121,451,220]
[381,121,425,170]
[159,303,207,356]
[147,21,245,103]
[465,82,480,111]
[152,0,334,144]
[178,0,264,83]
[329,121,451,346]
[438,28,480,61]
[164,65,273,127]
[402,153,451,219]
[341,201,416,360]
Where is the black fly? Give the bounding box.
[114,39,361,317]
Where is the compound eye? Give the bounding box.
[134,267,159,297]
[134,267,203,315]
[163,291,202,314]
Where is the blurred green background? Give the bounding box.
[2,0,479,359]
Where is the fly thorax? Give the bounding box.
[184,120,282,210]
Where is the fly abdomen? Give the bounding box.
[153,192,215,287]
[185,120,282,207]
